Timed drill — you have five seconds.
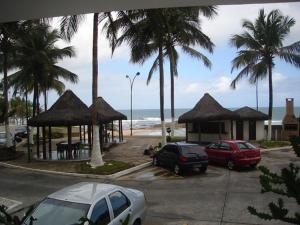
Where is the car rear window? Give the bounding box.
[181,145,204,155]
[237,142,256,150]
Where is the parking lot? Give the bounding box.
[0,148,299,225]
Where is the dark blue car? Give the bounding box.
[153,142,208,175]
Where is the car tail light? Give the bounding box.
[179,156,188,162]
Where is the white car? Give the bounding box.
[22,182,147,225]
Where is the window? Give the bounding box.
[166,145,178,154]
[219,142,231,151]
[192,122,225,134]
[236,142,256,150]
[207,143,219,149]
[109,191,130,218]
[90,198,110,225]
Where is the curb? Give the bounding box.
[0,161,152,180]
[109,162,152,179]
[260,146,292,152]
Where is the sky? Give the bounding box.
[47,2,300,110]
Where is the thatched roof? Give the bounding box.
[178,93,239,123]
[234,106,269,120]
[28,90,91,126]
[89,97,127,124]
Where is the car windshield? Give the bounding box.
[236,142,256,150]
[181,145,203,155]
[23,198,90,225]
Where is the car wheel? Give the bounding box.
[250,164,257,169]
[173,164,181,175]
[200,166,207,173]
[133,219,141,225]
[227,160,235,170]
[153,157,160,166]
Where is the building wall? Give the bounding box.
[186,119,265,142]
[243,120,249,140]
[256,120,265,140]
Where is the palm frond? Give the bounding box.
[181,45,212,69]
[59,15,85,41]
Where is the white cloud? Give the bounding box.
[273,72,287,82]
[213,76,231,93]
[202,3,300,45]
[184,83,200,93]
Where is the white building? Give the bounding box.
[178,93,268,143]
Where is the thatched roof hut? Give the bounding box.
[28,90,91,126]
[178,93,239,123]
[89,97,127,124]
[234,106,269,120]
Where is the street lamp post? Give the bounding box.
[126,72,140,136]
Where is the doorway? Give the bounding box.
[249,120,256,140]
[236,120,243,140]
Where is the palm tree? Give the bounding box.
[0,22,20,147]
[60,13,117,167]
[230,9,300,140]
[9,23,78,114]
[145,7,217,136]
[112,8,215,143]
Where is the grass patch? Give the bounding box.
[260,140,290,149]
[76,160,133,175]
[167,136,185,142]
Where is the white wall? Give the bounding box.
[256,120,265,140]
[243,120,249,140]
[187,120,265,142]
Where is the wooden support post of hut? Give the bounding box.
[79,125,82,142]
[36,127,40,158]
[118,120,121,142]
[185,123,188,142]
[67,126,72,159]
[83,125,86,143]
[111,121,114,142]
[121,121,124,141]
[48,126,52,158]
[42,126,46,159]
[88,125,92,151]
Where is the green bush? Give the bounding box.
[248,163,300,224]
[289,136,300,157]
[260,140,290,149]
[167,136,185,142]
[76,160,132,175]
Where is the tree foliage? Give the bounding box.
[248,163,300,224]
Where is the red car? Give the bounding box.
[205,140,261,170]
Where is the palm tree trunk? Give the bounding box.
[267,62,273,140]
[2,46,13,147]
[159,44,166,146]
[32,82,38,117]
[44,89,47,111]
[90,13,104,168]
[170,58,175,137]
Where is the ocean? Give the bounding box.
[118,107,300,129]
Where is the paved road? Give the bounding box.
[0,149,298,225]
